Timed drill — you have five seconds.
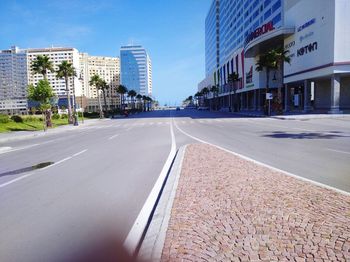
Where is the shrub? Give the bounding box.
[0,114,10,123]
[61,114,68,119]
[52,113,60,120]
[10,115,23,123]
[23,116,40,122]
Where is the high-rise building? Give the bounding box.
[200,0,350,113]
[27,47,81,98]
[79,53,120,111]
[120,45,152,96]
[0,46,28,114]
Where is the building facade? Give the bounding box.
[201,0,350,113]
[0,46,28,114]
[27,47,80,98]
[120,45,152,96]
[79,53,120,112]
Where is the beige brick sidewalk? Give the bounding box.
[161,144,350,262]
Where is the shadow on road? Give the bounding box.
[0,162,54,177]
[262,131,349,139]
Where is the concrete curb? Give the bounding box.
[138,145,187,261]
[271,114,348,120]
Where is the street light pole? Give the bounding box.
[78,73,84,124]
[72,75,78,126]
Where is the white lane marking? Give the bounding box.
[0,173,35,188]
[0,149,89,188]
[41,156,72,170]
[108,134,119,140]
[173,121,350,196]
[126,127,133,131]
[0,147,12,153]
[124,119,177,254]
[73,149,88,157]
[0,144,40,155]
[327,149,350,155]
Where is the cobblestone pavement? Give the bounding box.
[161,144,350,262]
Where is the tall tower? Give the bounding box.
[120,45,152,96]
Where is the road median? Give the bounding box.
[156,143,350,261]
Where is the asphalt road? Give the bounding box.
[0,112,175,262]
[0,109,349,261]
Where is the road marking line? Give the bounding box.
[0,144,40,155]
[0,148,90,188]
[173,121,350,196]
[41,156,72,170]
[108,134,119,140]
[124,115,177,254]
[327,149,350,155]
[0,173,35,188]
[73,149,88,157]
[126,127,133,131]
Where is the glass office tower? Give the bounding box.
[120,45,152,96]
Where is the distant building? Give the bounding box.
[79,53,120,112]
[120,45,152,96]
[0,46,28,114]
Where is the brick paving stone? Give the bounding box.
[160,144,350,261]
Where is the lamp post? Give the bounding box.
[72,75,78,126]
[78,74,84,124]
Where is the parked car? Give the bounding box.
[176,107,180,111]
[198,106,209,110]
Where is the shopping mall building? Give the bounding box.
[199,0,350,113]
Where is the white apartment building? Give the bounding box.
[27,47,80,98]
[79,53,120,112]
[0,46,28,114]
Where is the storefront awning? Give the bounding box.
[244,27,295,58]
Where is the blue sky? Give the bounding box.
[0,0,212,105]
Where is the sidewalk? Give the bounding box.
[143,144,350,261]
[227,110,349,120]
[0,118,106,143]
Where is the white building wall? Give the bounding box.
[334,0,350,63]
[283,0,336,83]
[27,47,80,97]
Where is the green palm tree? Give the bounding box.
[210,85,219,110]
[116,85,128,110]
[136,94,143,110]
[56,61,76,123]
[100,80,110,113]
[127,90,137,109]
[31,55,54,80]
[194,91,203,107]
[228,72,240,112]
[201,87,210,107]
[89,74,104,118]
[256,47,291,115]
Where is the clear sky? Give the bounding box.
[0,0,212,106]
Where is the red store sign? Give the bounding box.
[245,21,275,45]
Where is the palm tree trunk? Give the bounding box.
[66,76,73,124]
[103,90,108,113]
[265,68,270,115]
[98,90,103,119]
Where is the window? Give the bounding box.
[272,13,281,24]
[264,9,271,20]
[272,0,281,12]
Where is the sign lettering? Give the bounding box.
[245,21,275,46]
[297,42,318,56]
